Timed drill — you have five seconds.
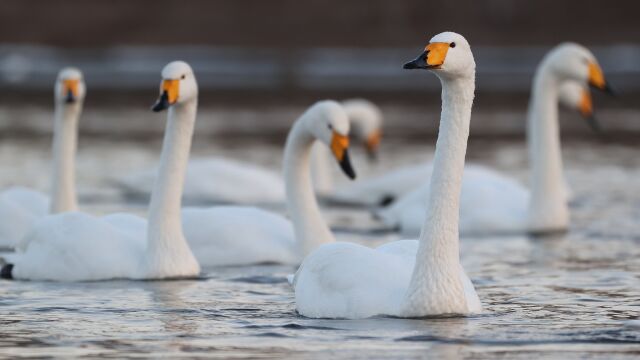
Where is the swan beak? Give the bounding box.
[63,79,79,104]
[331,131,356,180]
[578,89,601,132]
[151,79,179,112]
[365,129,382,161]
[403,42,449,70]
[588,62,615,95]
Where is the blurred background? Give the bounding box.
[0,0,639,141]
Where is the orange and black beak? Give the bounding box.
[152,79,179,112]
[588,62,615,96]
[578,89,601,132]
[403,42,450,70]
[330,131,356,180]
[63,79,79,104]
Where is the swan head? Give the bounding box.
[55,67,85,105]
[403,32,475,79]
[342,99,383,161]
[559,81,600,132]
[305,100,356,179]
[543,43,613,94]
[152,61,198,112]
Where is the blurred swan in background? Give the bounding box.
[115,99,380,205]
[183,100,357,266]
[0,68,85,248]
[378,43,612,237]
[293,32,481,319]
[0,61,200,281]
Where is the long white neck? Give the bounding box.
[50,102,81,213]
[526,65,569,233]
[146,100,199,275]
[310,143,335,195]
[402,74,475,316]
[284,120,335,259]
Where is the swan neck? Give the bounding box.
[147,101,197,253]
[310,143,334,195]
[527,66,568,231]
[402,74,475,316]
[50,102,81,213]
[284,120,335,259]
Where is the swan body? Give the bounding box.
[0,68,84,248]
[2,61,200,281]
[294,32,481,319]
[182,101,356,266]
[379,43,610,236]
[116,99,378,205]
[119,157,286,204]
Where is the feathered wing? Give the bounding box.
[0,187,49,248]
[182,206,297,267]
[11,212,146,281]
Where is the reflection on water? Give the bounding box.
[0,137,639,358]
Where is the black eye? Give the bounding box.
[450,42,456,48]
[327,124,333,130]
[181,74,186,79]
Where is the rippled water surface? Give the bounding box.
[1,136,639,359]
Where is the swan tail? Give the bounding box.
[0,263,13,279]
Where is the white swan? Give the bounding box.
[115,99,379,205]
[182,100,356,266]
[378,43,612,237]
[0,68,85,248]
[0,61,200,281]
[293,32,481,319]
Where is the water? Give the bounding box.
[1,136,639,358]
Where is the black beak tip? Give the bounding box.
[152,91,170,112]
[65,90,76,104]
[403,61,417,70]
[339,150,357,180]
[586,114,603,133]
[604,83,617,97]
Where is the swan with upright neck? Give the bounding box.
[0,68,85,248]
[115,99,378,205]
[0,61,200,281]
[293,32,481,319]
[378,43,612,237]
[181,100,356,266]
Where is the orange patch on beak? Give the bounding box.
[161,79,180,104]
[330,131,350,161]
[365,129,382,152]
[424,42,450,68]
[63,79,79,98]
[579,89,593,117]
[588,62,606,90]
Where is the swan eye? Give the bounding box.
[327,124,333,130]
[181,74,186,80]
[450,42,456,48]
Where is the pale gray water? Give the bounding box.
[1,136,639,359]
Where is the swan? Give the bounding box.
[115,99,380,205]
[377,43,612,237]
[182,100,356,266]
[293,32,481,319]
[0,61,200,281]
[0,68,85,248]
